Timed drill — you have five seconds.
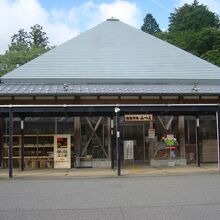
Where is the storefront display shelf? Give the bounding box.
[2,134,55,169]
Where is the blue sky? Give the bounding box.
[0,0,220,54]
[38,0,177,31]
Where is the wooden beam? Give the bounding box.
[21,118,25,171]
[0,118,3,168]
[74,117,81,156]
[178,116,185,159]
[80,117,102,156]
[81,117,108,158]
[157,116,166,130]
[158,116,174,131]
[9,109,13,178]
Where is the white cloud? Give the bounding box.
[0,0,141,54]
[86,0,141,28]
[177,0,220,14]
[50,0,141,30]
[0,0,79,54]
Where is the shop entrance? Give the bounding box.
[121,124,145,163]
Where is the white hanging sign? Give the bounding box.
[148,129,155,139]
[124,140,134,160]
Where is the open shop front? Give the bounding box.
[0,104,220,178]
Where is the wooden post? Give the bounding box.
[74,117,81,156]
[107,117,111,161]
[0,119,3,168]
[143,124,146,162]
[148,121,154,161]
[178,116,185,159]
[216,111,220,172]
[21,118,25,171]
[111,118,114,169]
[9,108,13,178]
[196,116,200,167]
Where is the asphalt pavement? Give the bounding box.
[0,173,220,220]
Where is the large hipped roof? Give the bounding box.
[1,18,220,84]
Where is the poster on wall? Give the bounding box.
[148,129,155,139]
[124,140,134,160]
[54,135,71,169]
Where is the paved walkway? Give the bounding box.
[0,164,218,179]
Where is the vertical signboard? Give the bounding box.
[148,129,155,139]
[54,135,71,169]
[124,140,134,160]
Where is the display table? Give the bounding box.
[75,155,92,168]
[150,159,187,167]
[24,157,54,169]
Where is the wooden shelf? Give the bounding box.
[4,135,20,137]
[3,156,53,159]
[24,145,53,148]
[24,156,53,159]
[3,145,21,148]
[3,157,21,159]
[4,134,55,137]
[3,134,55,169]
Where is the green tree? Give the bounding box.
[10,29,30,51]
[186,27,220,56]
[169,0,219,32]
[29,24,49,48]
[0,29,30,75]
[0,24,51,76]
[156,1,220,67]
[202,49,220,66]
[141,13,161,35]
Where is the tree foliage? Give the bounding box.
[0,24,51,76]
[169,0,219,32]
[156,0,220,67]
[141,13,161,35]
[30,24,49,48]
[10,29,30,50]
[202,49,220,66]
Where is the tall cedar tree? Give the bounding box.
[30,24,49,48]
[141,13,161,35]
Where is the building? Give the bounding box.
[0,18,220,176]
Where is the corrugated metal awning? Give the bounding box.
[0,84,219,96]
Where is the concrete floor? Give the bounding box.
[0,163,218,179]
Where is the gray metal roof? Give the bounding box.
[0,84,219,95]
[1,19,220,84]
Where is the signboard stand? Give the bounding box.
[124,140,134,163]
[54,135,71,169]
